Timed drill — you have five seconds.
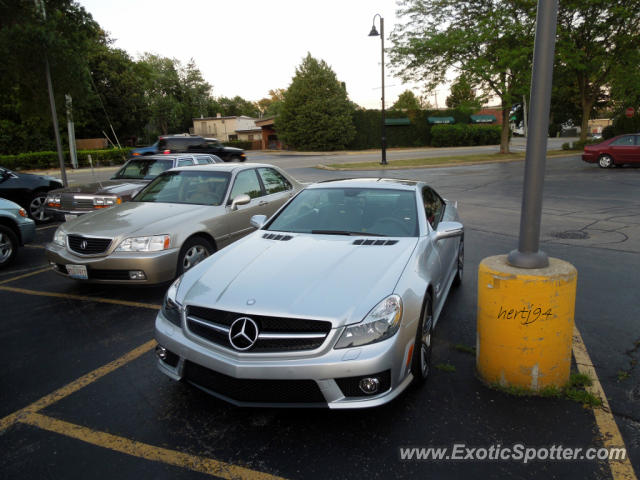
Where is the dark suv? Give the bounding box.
[157,135,246,162]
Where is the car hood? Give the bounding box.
[50,180,149,196]
[179,233,419,328]
[62,201,223,238]
[18,171,62,184]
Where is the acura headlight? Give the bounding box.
[53,227,66,246]
[116,235,170,252]
[334,295,403,349]
[162,276,183,326]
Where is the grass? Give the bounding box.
[322,149,570,170]
[453,344,476,355]
[489,372,602,407]
[435,362,457,373]
[617,370,631,381]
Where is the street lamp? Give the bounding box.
[369,14,387,165]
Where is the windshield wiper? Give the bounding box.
[311,230,386,237]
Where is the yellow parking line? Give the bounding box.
[23,244,45,249]
[573,326,637,480]
[36,224,59,231]
[20,413,285,480]
[0,285,161,310]
[0,266,51,286]
[0,340,156,432]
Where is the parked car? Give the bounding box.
[154,178,464,408]
[130,140,159,157]
[44,154,222,221]
[582,133,640,168]
[0,198,36,268]
[0,166,63,223]
[157,135,246,162]
[45,163,301,284]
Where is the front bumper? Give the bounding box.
[18,218,36,245]
[45,242,179,284]
[154,309,417,409]
[45,207,95,221]
[581,152,597,163]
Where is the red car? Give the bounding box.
[582,133,640,168]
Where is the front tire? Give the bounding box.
[0,225,18,268]
[29,192,51,223]
[411,293,433,386]
[452,237,464,287]
[177,236,215,276]
[598,154,613,169]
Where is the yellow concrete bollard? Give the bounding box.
[476,255,577,391]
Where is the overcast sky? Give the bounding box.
[77,0,442,109]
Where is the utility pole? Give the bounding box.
[523,95,528,137]
[35,0,68,186]
[66,94,78,169]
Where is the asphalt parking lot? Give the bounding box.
[1,155,638,479]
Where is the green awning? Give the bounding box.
[385,117,411,126]
[471,114,497,124]
[428,116,455,124]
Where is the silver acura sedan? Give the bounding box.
[155,178,464,408]
[45,163,301,284]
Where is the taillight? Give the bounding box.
[163,150,171,154]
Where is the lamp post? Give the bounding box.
[369,14,387,165]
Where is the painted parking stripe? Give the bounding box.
[0,285,161,310]
[573,326,638,480]
[20,413,286,480]
[36,224,60,231]
[0,340,156,432]
[0,266,52,285]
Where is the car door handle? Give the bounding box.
[258,201,269,206]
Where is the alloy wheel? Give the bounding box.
[0,232,13,263]
[182,245,209,271]
[29,194,50,222]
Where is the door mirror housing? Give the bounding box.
[433,221,464,241]
[250,214,267,229]
[230,193,251,211]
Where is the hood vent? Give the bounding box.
[262,233,293,241]
[353,239,398,246]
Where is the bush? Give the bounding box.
[602,125,616,140]
[222,140,253,150]
[561,139,600,151]
[0,148,132,170]
[430,124,501,147]
[549,123,561,137]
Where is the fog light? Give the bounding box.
[358,377,380,395]
[155,345,167,360]
[129,270,146,280]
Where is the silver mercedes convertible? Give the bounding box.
[155,178,464,408]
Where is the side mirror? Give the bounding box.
[230,194,251,211]
[250,214,267,229]
[434,221,463,241]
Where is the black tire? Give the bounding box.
[0,225,19,269]
[230,155,243,162]
[410,293,434,386]
[176,236,215,276]
[28,191,52,223]
[598,154,613,169]
[452,236,464,287]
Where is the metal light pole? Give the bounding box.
[507,0,559,269]
[369,14,387,165]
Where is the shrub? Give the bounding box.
[0,148,132,170]
[549,123,561,137]
[431,124,501,147]
[561,139,600,151]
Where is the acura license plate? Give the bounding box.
[66,264,88,280]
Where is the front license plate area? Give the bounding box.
[64,214,77,222]
[66,264,88,280]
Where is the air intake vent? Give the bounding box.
[262,233,293,241]
[352,239,398,246]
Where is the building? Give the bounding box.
[192,115,259,142]
[255,117,282,150]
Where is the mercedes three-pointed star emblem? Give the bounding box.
[228,317,259,351]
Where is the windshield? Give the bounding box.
[134,170,231,205]
[112,159,174,180]
[267,188,419,237]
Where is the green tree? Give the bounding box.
[276,54,355,151]
[445,76,481,111]
[257,88,286,117]
[389,0,537,153]
[392,90,422,110]
[210,95,259,117]
[555,0,640,140]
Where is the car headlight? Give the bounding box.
[116,235,170,252]
[46,194,61,207]
[18,208,28,218]
[162,276,183,326]
[53,227,66,246]
[334,295,403,349]
[93,196,121,209]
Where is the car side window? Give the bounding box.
[422,187,445,229]
[177,158,194,167]
[257,168,292,194]
[229,169,263,200]
[195,155,212,165]
[611,136,634,146]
